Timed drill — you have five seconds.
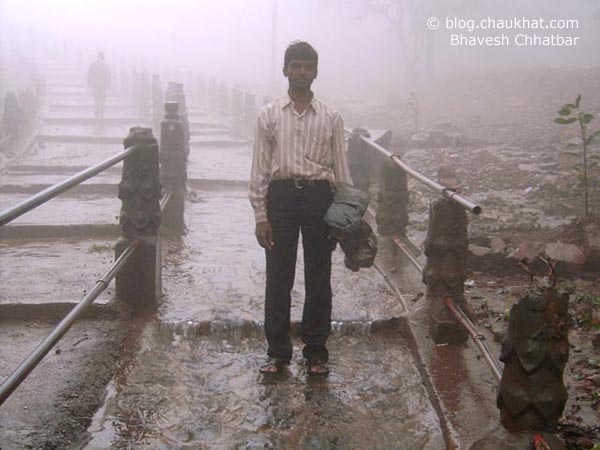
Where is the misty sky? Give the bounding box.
[2,0,599,97]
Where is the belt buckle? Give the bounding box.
[294,179,304,189]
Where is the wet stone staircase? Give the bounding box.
[1,61,446,449]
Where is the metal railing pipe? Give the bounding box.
[0,239,139,406]
[344,128,482,215]
[160,189,173,211]
[392,235,424,273]
[444,296,503,381]
[0,145,139,227]
[391,235,503,381]
[389,155,481,215]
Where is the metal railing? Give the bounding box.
[0,240,139,405]
[346,128,502,381]
[345,127,481,215]
[0,123,172,405]
[0,145,138,227]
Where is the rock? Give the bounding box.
[409,129,473,148]
[471,236,491,247]
[433,121,460,132]
[506,241,544,262]
[539,162,559,171]
[490,237,506,253]
[540,154,556,164]
[469,244,492,256]
[410,132,430,146]
[545,241,586,274]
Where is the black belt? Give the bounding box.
[270,179,330,190]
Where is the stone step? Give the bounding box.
[0,238,118,305]
[84,325,443,450]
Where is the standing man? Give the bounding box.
[87,51,110,119]
[249,41,352,376]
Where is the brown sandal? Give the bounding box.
[259,357,289,374]
[307,359,329,376]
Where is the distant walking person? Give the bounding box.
[87,51,110,119]
[249,41,352,376]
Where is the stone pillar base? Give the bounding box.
[162,191,186,234]
[115,236,162,307]
[429,302,468,344]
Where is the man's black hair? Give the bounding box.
[283,41,318,69]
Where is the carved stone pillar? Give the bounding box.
[137,71,150,121]
[376,160,409,236]
[347,128,372,193]
[115,127,162,307]
[470,287,569,450]
[423,198,468,343]
[120,67,130,99]
[208,77,218,113]
[3,92,24,139]
[231,86,243,121]
[197,74,206,109]
[152,75,163,139]
[165,82,189,159]
[218,83,229,115]
[244,92,257,130]
[498,287,569,432]
[160,102,187,234]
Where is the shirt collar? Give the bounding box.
[281,94,318,114]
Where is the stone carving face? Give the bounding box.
[119,177,161,234]
[119,129,162,237]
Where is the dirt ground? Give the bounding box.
[347,66,600,449]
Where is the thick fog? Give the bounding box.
[1,0,600,101]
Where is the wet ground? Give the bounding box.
[84,326,443,450]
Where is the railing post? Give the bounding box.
[137,71,150,121]
[243,91,256,131]
[115,127,162,307]
[348,128,372,193]
[120,66,131,99]
[376,160,409,236]
[208,77,217,113]
[218,83,228,115]
[423,197,469,344]
[471,288,569,449]
[3,92,25,139]
[197,74,206,110]
[165,82,189,159]
[160,101,187,234]
[232,86,243,121]
[498,288,569,432]
[152,74,163,138]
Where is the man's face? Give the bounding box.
[283,58,317,90]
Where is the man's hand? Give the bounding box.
[255,221,274,250]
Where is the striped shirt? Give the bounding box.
[249,94,352,223]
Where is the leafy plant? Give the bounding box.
[573,292,600,329]
[554,95,600,217]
